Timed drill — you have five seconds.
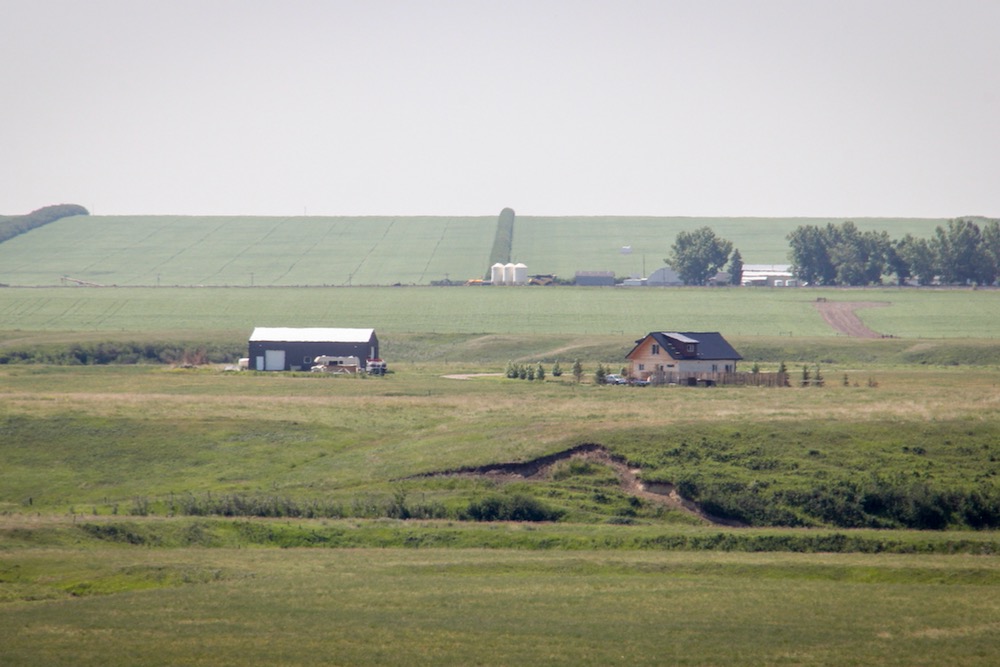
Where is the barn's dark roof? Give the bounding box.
[627,331,742,361]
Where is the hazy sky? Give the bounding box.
[3,0,998,218]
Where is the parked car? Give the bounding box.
[604,374,628,385]
[629,377,650,386]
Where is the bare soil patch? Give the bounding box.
[408,444,743,527]
[814,300,890,338]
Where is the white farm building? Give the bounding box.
[741,264,798,287]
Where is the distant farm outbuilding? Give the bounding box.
[575,270,615,286]
[248,327,380,371]
[741,264,798,287]
[645,266,684,286]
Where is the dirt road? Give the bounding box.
[813,300,889,338]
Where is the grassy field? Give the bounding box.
[0,362,997,666]
[1,362,997,523]
[2,286,998,339]
[0,214,946,286]
[2,543,998,666]
[2,275,999,663]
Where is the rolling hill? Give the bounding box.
[0,213,945,286]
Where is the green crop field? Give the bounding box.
[0,215,497,287]
[513,216,945,278]
[1,286,998,339]
[0,214,946,287]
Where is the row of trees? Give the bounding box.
[507,359,621,384]
[667,217,1000,287]
[0,203,89,245]
[788,217,1000,286]
[484,207,516,278]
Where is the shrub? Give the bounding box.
[464,493,563,522]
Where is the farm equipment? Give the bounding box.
[366,358,387,375]
[311,355,360,374]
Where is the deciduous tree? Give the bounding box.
[667,227,733,285]
[932,217,995,285]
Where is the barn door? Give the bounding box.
[264,349,285,371]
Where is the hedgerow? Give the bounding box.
[0,341,243,365]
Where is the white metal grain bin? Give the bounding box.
[513,263,527,285]
[491,263,505,284]
[503,263,515,286]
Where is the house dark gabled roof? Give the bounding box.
[627,331,742,361]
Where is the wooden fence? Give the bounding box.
[647,371,789,387]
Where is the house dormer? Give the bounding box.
[663,333,699,358]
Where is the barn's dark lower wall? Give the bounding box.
[248,336,379,371]
[575,276,615,286]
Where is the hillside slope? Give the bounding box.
[0,214,944,286]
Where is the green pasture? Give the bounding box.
[1,286,998,339]
[0,214,945,287]
[1,545,997,666]
[1,362,997,526]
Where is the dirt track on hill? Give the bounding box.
[407,444,744,527]
[814,300,889,338]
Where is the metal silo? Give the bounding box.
[491,263,505,284]
[513,263,528,285]
[503,263,515,286]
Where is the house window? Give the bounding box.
[712,364,718,372]
[638,364,645,371]
[304,356,312,364]
[651,344,659,355]
[685,344,695,354]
